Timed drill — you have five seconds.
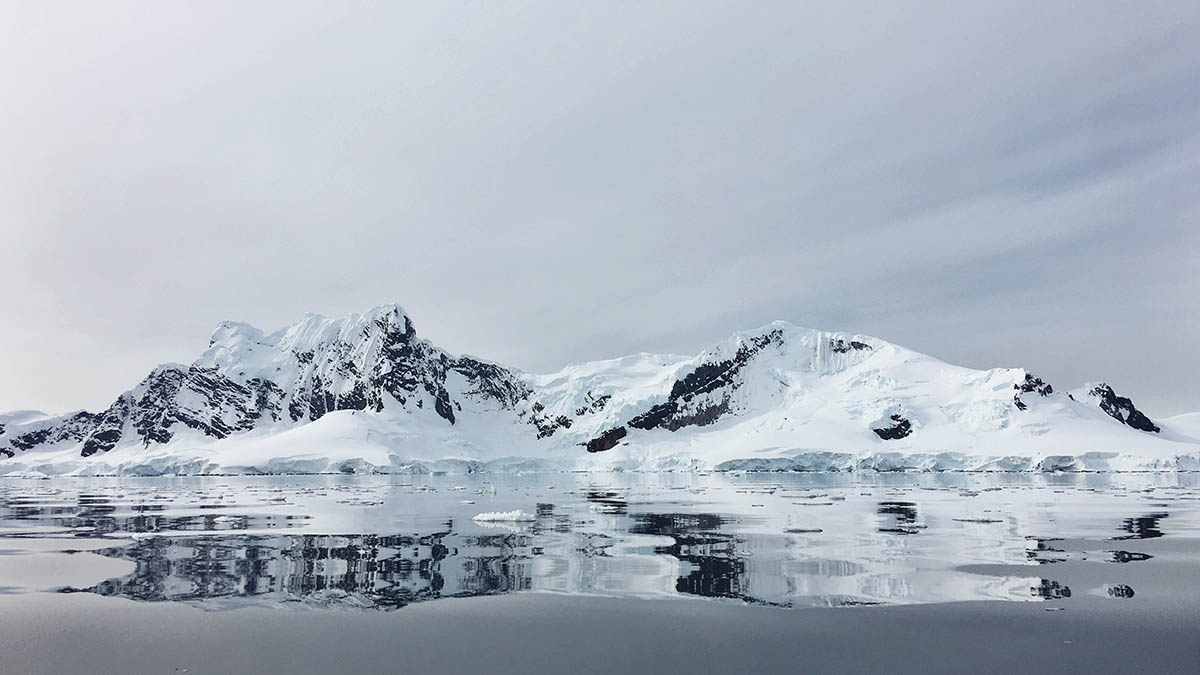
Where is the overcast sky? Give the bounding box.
[2,1,1198,417]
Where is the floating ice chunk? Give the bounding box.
[472,509,536,522]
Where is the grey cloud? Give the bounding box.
[1,1,1197,415]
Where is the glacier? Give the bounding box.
[2,303,1197,476]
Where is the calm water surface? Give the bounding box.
[1,471,1197,612]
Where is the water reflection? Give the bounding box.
[1115,513,1167,540]
[1032,578,1072,600]
[1109,551,1152,563]
[0,472,1195,612]
[1026,537,1067,564]
[876,501,921,535]
[80,530,541,609]
[630,513,745,601]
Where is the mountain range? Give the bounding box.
[2,303,1198,475]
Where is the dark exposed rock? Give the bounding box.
[247,379,285,422]
[81,428,123,457]
[1087,383,1159,433]
[585,426,627,453]
[82,394,135,456]
[830,338,871,353]
[1016,373,1053,396]
[2,306,510,456]
[581,330,787,449]
[11,427,52,451]
[872,414,912,440]
[307,374,336,421]
[335,380,370,413]
[25,305,559,456]
[575,391,611,416]
[433,389,455,425]
[637,397,732,430]
[367,311,445,409]
[72,365,293,455]
[532,414,572,439]
[524,398,574,439]
[288,397,308,422]
[626,329,784,433]
[451,357,530,409]
[1013,372,1053,411]
[8,411,97,454]
[130,369,186,444]
[0,306,1174,463]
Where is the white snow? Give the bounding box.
[2,307,1197,475]
[1162,412,1200,443]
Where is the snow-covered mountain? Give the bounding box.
[2,304,1197,475]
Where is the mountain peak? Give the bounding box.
[1,303,1192,474]
[208,320,265,348]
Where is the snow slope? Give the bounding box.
[1161,412,1200,444]
[1,304,1196,475]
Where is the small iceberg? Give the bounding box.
[472,509,536,522]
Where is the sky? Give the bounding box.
[1,1,1198,417]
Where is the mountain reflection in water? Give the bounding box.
[0,472,1195,611]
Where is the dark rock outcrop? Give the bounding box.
[575,392,611,417]
[626,329,785,433]
[1013,373,1053,411]
[585,426,627,453]
[1087,383,1159,433]
[872,414,912,440]
[830,338,871,353]
[0,305,546,458]
[9,411,97,454]
[579,329,789,453]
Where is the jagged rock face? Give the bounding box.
[528,401,572,439]
[830,338,871,354]
[5,411,97,457]
[586,426,627,453]
[454,358,530,409]
[0,307,1176,467]
[583,329,788,450]
[1086,384,1160,433]
[872,414,913,440]
[630,329,785,432]
[1,306,536,459]
[77,366,292,457]
[1013,373,1053,411]
[574,392,611,417]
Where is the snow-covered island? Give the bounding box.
[2,303,1198,476]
